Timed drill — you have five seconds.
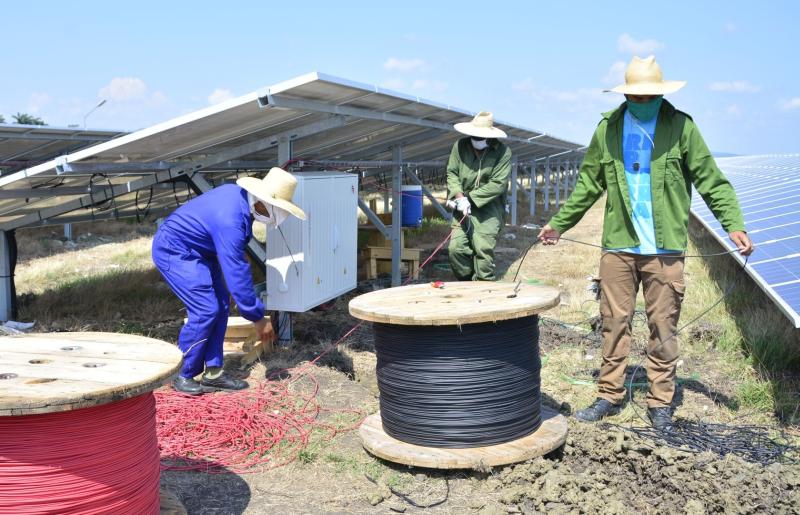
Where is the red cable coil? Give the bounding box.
[0,394,160,515]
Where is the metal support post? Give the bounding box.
[0,231,13,321]
[63,223,73,241]
[276,311,293,348]
[510,161,518,226]
[544,158,551,214]
[563,160,570,200]
[391,146,403,287]
[530,163,537,219]
[554,160,561,207]
[277,138,292,168]
[276,138,292,344]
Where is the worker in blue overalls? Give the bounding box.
[152,167,306,395]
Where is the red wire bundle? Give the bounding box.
[0,394,160,515]
[155,372,362,473]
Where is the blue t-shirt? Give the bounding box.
[615,110,675,255]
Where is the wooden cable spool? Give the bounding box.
[349,281,569,469]
[0,332,184,514]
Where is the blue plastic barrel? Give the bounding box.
[401,185,423,227]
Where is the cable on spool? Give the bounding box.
[374,315,542,448]
[0,393,160,514]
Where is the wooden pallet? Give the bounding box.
[363,245,422,280]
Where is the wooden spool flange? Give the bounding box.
[349,281,561,325]
[0,332,183,416]
[359,408,568,469]
[349,281,568,469]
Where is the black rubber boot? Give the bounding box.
[200,371,248,391]
[172,376,204,395]
[574,398,622,422]
[648,407,673,431]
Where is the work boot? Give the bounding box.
[648,407,673,431]
[574,398,622,422]
[172,376,204,395]
[200,371,248,391]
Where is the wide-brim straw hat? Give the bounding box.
[236,167,307,220]
[605,55,686,95]
[454,111,507,139]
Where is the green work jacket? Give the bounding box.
[446,137,512,234]
[548,100,746,251]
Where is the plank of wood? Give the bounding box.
[348,281,560,325]
[358,408,568,469]
[0,332,182,416]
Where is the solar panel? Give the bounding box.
[691,154,800,327]
[0,72,585,230]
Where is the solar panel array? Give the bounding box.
[0,72,584,230]
[691,154,800,327]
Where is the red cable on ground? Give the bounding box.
[155,214,465,473]
[0,394,160,515]
[156,372,362,473]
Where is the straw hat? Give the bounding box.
[236,167,306,220]
[606,55,686,95]
[454,111,507,139]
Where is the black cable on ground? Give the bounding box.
[364,474,450,510]
[606,420,799,465]
[374,315,542,448]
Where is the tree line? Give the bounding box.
[0,113,46,125]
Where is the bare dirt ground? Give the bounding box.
[13,209,800,514]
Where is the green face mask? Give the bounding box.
[626,96,663,122]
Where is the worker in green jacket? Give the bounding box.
[538,56,753,430]
[446,111,512,281]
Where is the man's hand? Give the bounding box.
[253,317,276,344]
[537,224,561,245]
[729,231,754,256]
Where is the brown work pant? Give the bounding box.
[597,252,685,408]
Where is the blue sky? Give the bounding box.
[3,1,798,154]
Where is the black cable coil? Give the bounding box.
[374,315,542,448]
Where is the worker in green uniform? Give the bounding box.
[446,111,512,281]
[538,56,753,430]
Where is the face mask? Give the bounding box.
[471,137,489,150]
[626,96,663,122]
[249,193,288,228]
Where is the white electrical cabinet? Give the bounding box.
[264,172,358,312]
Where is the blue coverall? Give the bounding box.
[152,184,264,379]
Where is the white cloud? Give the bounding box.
[511,78,536,93]
[207,88,235,105]
[617,33,664,55]
[603,61,627,85]
[724,22,738,33]
[780,98,800,110]
[27,92,52,114]
[151,91,169,106]
[708,81,760,93]
[98,77,148,102]
[383,57,425,72]
[726,104,742,117]
[380,78,406,90]
[411,79,447,93]
[511,78,618,113]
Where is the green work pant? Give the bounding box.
[448,222,499,281]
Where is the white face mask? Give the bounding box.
[471,138,489,150]
[249,193,289,228]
